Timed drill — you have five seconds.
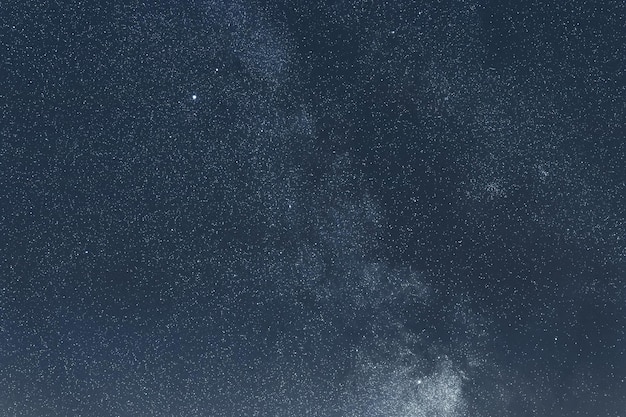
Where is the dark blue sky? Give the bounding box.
[1,0,625,415]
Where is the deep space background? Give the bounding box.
[1,0,625,416]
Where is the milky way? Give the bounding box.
[1,0,625,416]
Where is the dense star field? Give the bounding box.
[1,0,625,415]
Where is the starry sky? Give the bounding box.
[1,0,625,416]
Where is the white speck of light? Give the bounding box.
[192,94,197,100]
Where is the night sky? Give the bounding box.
[1,0,625,416]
